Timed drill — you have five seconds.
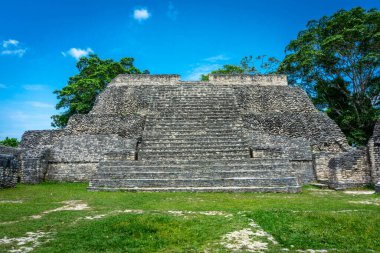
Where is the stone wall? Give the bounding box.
[66,114,145,138]
[90,86,150,115]
[19,130,66,183]
[110,74,180,86]
[47,134,137,181]
[209,75,287,86]
[369,119,380,183]
[0,145,20,188]
[245,131,314,183]
[328,147,371,189]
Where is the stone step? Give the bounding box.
[152,99,236,103]
[151,113,240,118]
[142,143,247,149]
[143,135,244,140]
[99,158,290,167]
[143,127,243,132]
[143,137,246,144]
[141,145,248,152]
[143,141,247,147]
[94,170,295,180]
[152,110,239,114]
[147,116,241,121]
[152,104,238,108]
[143,124,243,130]
[87,185,301,193]
[143,129,242,136]
[145,120,243,126]
[140,153,250,161]
[153,103,237,107]
[151,93,234,96]
[139,148,249,155]
[89,177,299,188]
[97,163,291,173]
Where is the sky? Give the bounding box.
[0,0,379,140]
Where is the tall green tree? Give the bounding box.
[201,55,280,81]
[278,7,380,145]
[52,55,148,128]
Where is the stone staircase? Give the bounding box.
[88,84,300,192]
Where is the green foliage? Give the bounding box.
[278,7,380,145]
[0,137,19,147]
[52,55,148,128]
[201,55,280,81]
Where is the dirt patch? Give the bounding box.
[0,231,54,253]
[167,210,232,217]
[0,200,23,204]
[349,199,380,206]
[343,191,375,195]
[220,219,277,252]
[31,200,89,219]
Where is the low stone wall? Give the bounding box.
[0,145,21,156]
[245,131,314,183]
[370,120,380,183]
[312,152,337,182]
[0,145,20,188]
[90,86,150,115]
[19,130,66,183]
[234,86,316,113]
[209,75,287,86]
[110,74,180,86]
[328,147,371,189]
[0,155,18,188]
[47,134,137,181]
[243,112,348,153]
[66,114,145,138]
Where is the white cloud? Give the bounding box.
[3,39,19,48]
[63,48,94,60]
[1,39,26,57]
[22,84,47,91]
[167,2,178,21]
[27,101,54,109]
[0,83,7,89]
[204,54,230,63]
[1,49,26,57]
[133,8,150,21]
[184,63,221,81]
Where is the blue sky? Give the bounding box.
[0,0,379,139]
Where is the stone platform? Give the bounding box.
[3,74,378,192]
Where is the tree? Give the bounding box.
[278,7,380,146]
[52,55,148,128]
[0,137,19,147]
[201,55,280,81]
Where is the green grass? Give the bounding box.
[0,183,379,253]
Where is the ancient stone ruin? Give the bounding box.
[1,74,379,192]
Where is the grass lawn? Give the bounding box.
[0,183,379,253]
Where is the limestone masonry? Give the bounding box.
[1,74,379,192]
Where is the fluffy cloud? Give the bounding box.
[204,54,230,63]
[133,8,150,21]
[184,64,221,81]
[62,47,94,60]
[1,39,26,57]
[184,54,231,80]
[3,39,19,48]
